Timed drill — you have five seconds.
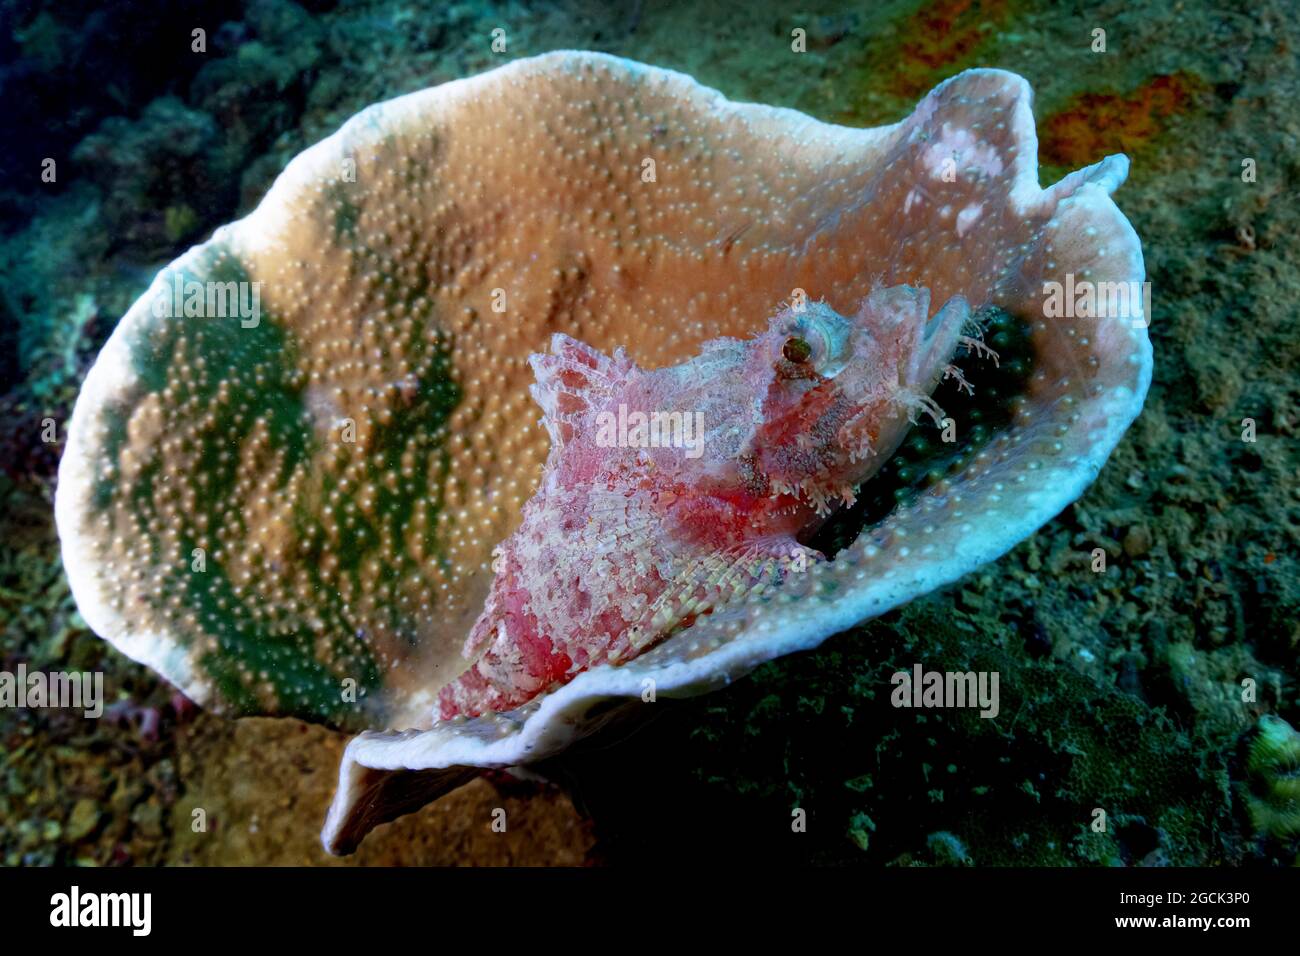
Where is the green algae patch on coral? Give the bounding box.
[57,230,467,730]
[1241,715,1300,842]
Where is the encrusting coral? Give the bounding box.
[54,52,1150,853]
[1242,715,1300,841]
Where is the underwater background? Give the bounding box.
[0,0,1296,865]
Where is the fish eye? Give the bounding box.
[782,336,813,364]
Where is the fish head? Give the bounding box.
[744,285,972,514]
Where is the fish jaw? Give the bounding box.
[860,285,972,400]
[830,286,969,478]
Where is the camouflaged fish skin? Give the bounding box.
[439,286,980,717]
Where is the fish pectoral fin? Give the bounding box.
[622,541,820,656]
[756,537,826,574]
[527,333,638,453]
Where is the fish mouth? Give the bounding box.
[808,305,1034,558]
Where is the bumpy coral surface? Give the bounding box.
[1243,715,1300,840]
[54,52,1150,852]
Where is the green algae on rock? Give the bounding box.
[53,51,1150,854]
[1242,715,1300,841]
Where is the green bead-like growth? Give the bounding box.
[1243,715,1300,839]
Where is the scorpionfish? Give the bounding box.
[437,284,988,718]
